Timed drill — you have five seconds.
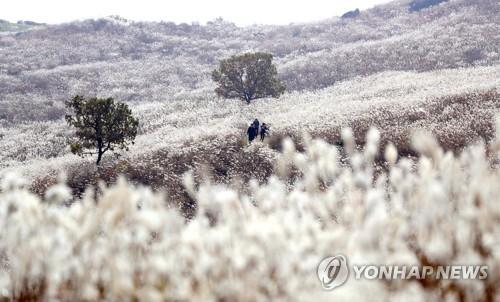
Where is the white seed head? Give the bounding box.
[45,183,72,205]
[384,142,398,166]
[341,127,355,154]
[1,172,26,192]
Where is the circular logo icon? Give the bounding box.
[317,254,349,290]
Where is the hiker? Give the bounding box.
[252,119,260,133]
[247,124,257,143]
[260,123,269,142]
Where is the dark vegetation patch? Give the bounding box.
[31,135,275,218]
[341,9,360,19]
[410,0,449,12]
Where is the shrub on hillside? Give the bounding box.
[341,8,360,19]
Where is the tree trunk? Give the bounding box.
[96,141,103,165]
[96,150,103,165]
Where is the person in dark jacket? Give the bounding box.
[247,124,257,143]
[252,119,260,132]
[260,123,269,142]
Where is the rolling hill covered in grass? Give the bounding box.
[0,0,498,121]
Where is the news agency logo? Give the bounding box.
[317,254,489,291]
[317,255,349,290]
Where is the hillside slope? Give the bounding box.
[0,0,499,123]
[1,66,498,208]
